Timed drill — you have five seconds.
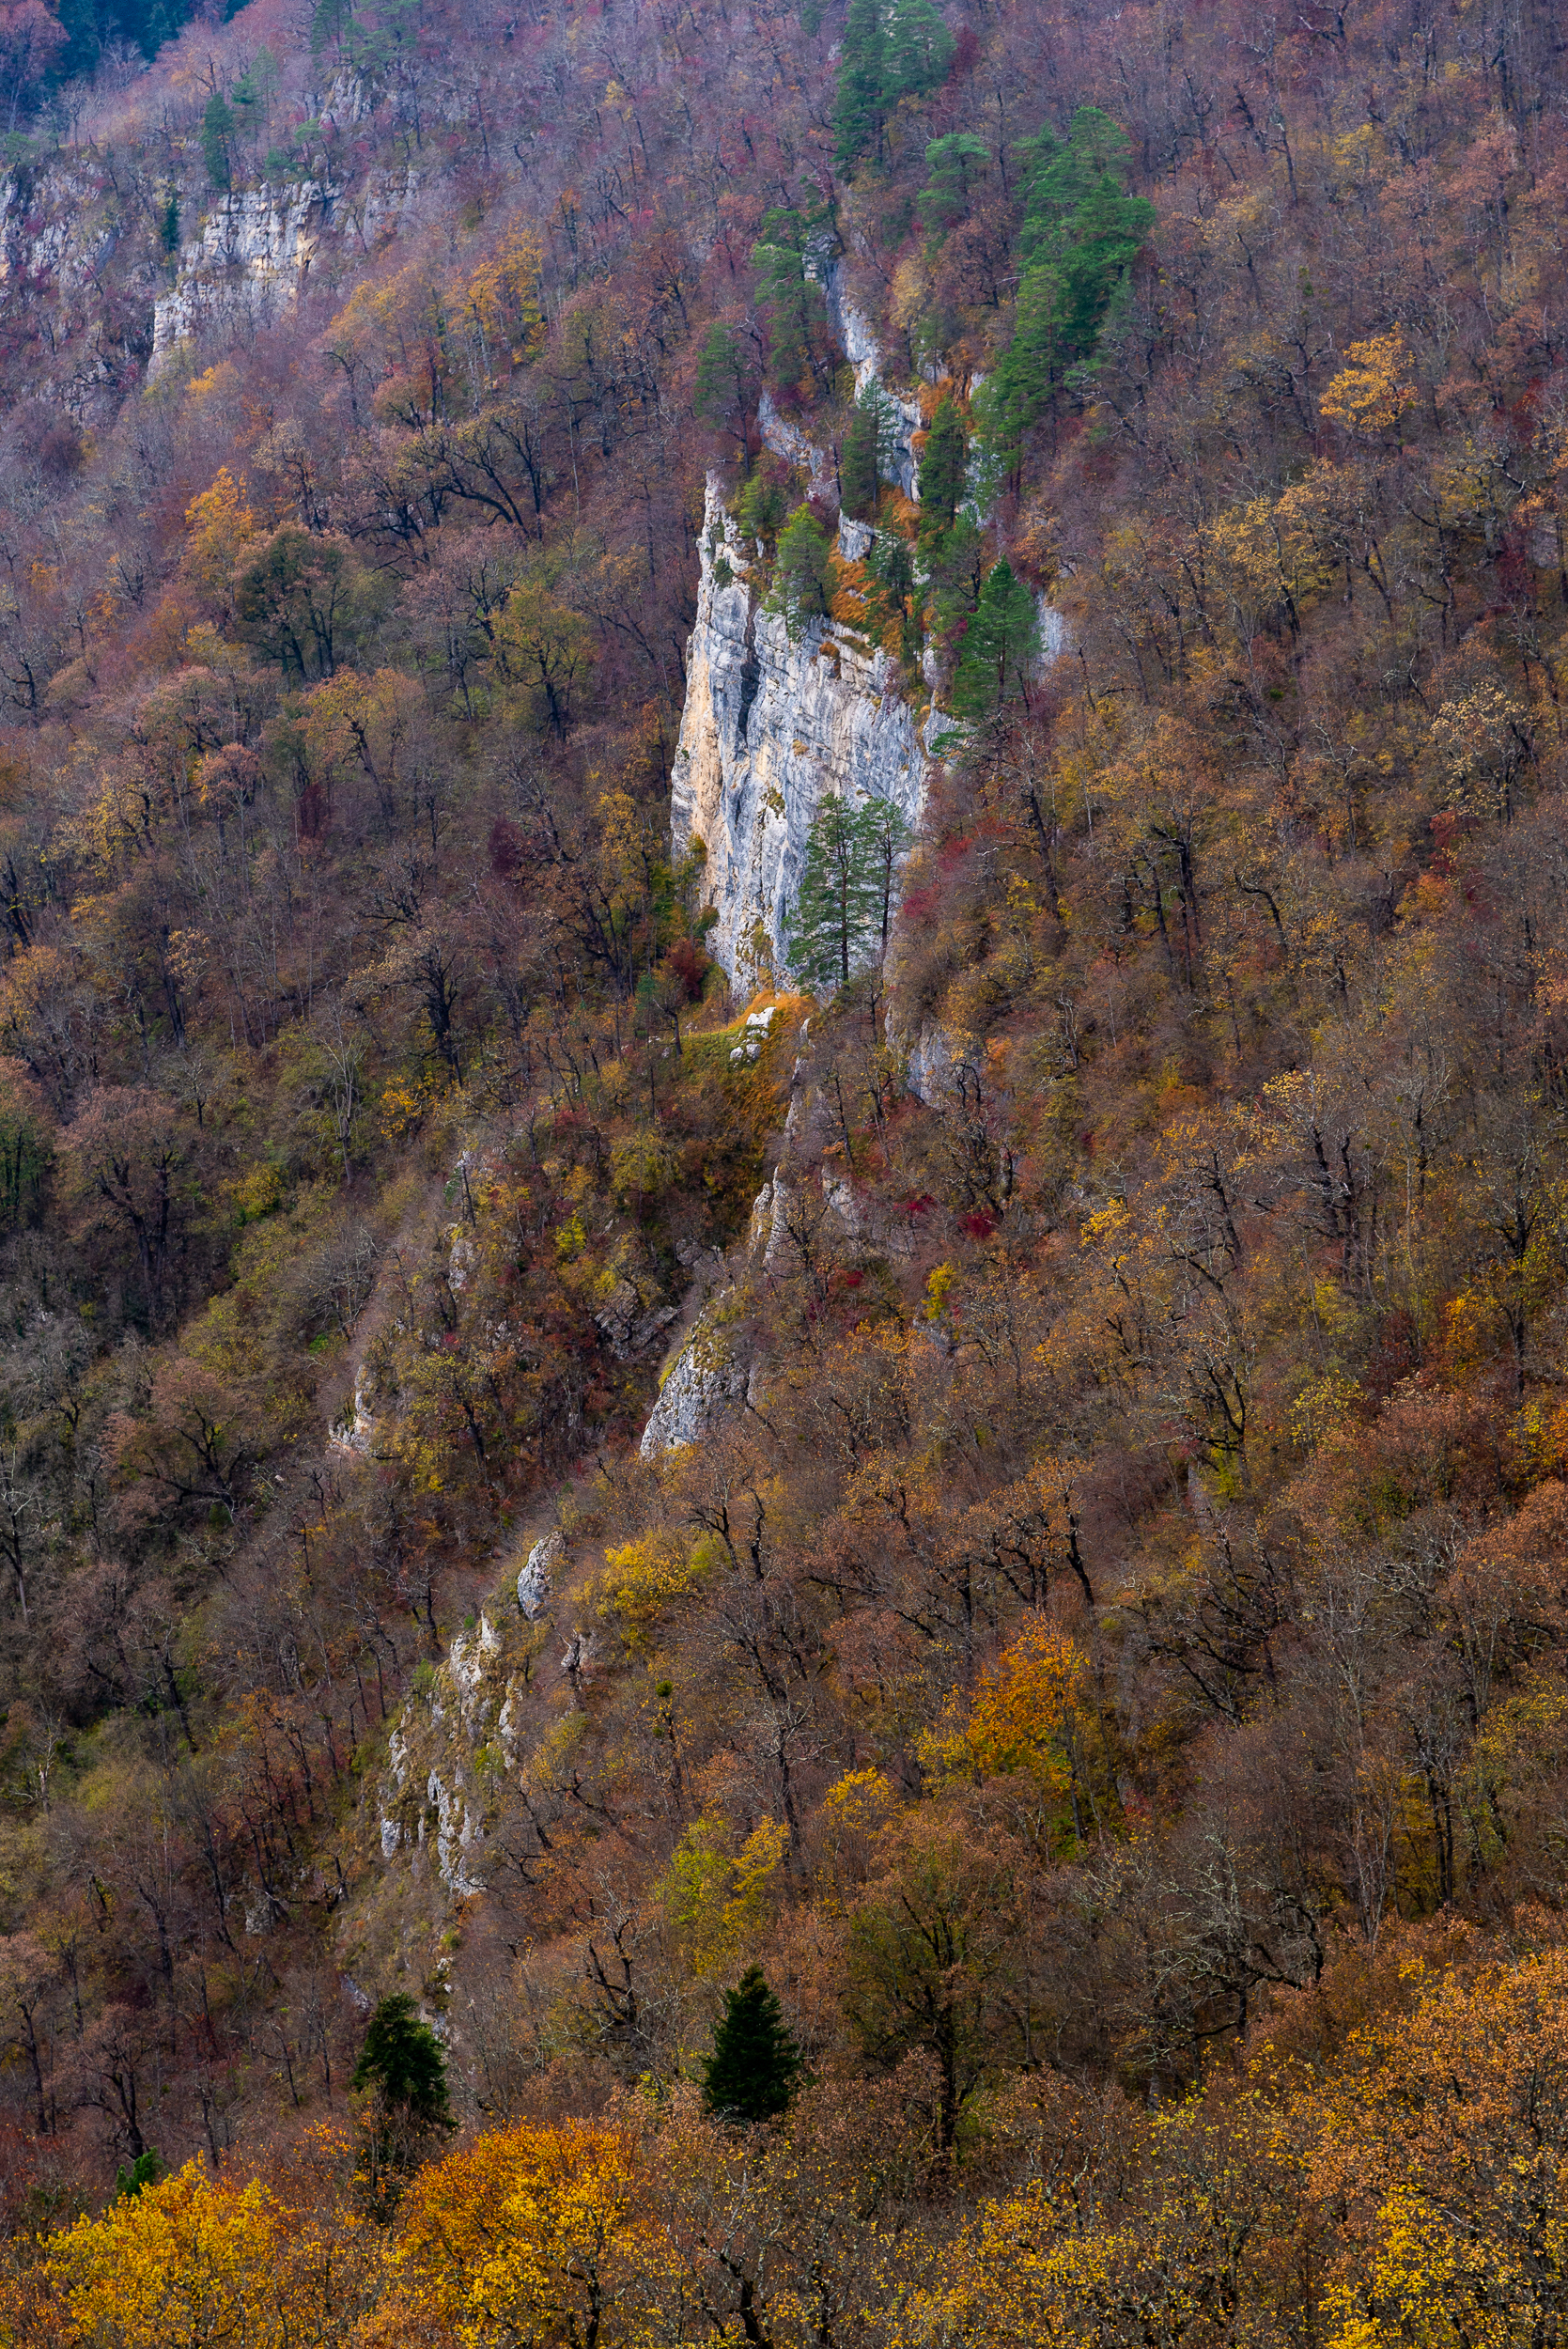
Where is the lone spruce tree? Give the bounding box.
[841,384,896,520]
[352,1992,453,2125]
[703,1966,802,2122]
[351,1993,454,2215]
[770,505,835,637]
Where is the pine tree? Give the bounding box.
[770,506,834,637]
[864,528,918,658]
[840,384,895,520]
[861,792,915,959]
[702,1966,802,2122]
[311,0,354,54]
[351,1993,453,2128]
[115,2150,165,2200]
[833,0,885,171]
[694,323,759,474]
[916,392,968,554]
[736,459,792,547]
[752,211,833,399]
[918,132,988,245]
[882,0,953,102]
[977,106,1155,481]
[201,92,236,191]
[950,557,1041,719]
[789,793,911,989]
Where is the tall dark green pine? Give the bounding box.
[201,93,235,191]
[351,1993,454,2128]
[916,392,967,554]
[311,0,355,54]
[833,0,885,172]
[771,505,834,637]
[978,105,1155,481]
[840,385,894,520]
[694,323,758,474]
[865,528,918,658]
[752,211,833,399]
[950,557,1042,719]
[788,793,909,989]
[882,0,953,101]
[918,132,989,245]
[702,1966,802,2122]
[351,1991,455,2220]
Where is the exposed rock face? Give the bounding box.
[639,1312,751,1457]
[376,1607,535,1900]
[671,476,936,983]
[906,1020,979,1108]
[149,166,423,367]
[151,181,335,363]
[827,271,924,496]
[516,1530,562,1619]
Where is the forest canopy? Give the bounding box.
[0,0,1563,2338]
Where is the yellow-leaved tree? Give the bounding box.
[181,466,259,607]
[389,2119,674,2349]
[920,1618,1117,1859]
[39,2152,380,2347]
[1308,1941,1568,2349]
[1319,334,1416,435]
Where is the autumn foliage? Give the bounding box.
[0,0,1567,2333]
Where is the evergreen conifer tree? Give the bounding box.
[351,1991,455,2217]
[351,1993,453,2128]
[918,131,989,245]
[882,0,953,101]
[916,392,968,554]
[202,92,236,191]
[950,557,1041,719]
[702,1966,802,2122]
[834,0,952,174]
[789,792,911,989]
[770,506,834,637]
[976,106,1155,482]
[694,323,759,474]
[840,384,895,520]
[752,210,833,399]
[115,2150,164,2200]
[833,0,885,171]
[736,459,792,547]
[311,0,354,54]
[864,528,918,658]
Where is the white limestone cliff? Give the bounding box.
[151,181,334,362]
[671,476,939,985]
[150,168,421,366]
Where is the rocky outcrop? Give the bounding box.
[639,1312,751,1457]
[906,1020,980,1108]
[671,477,937,984]
[377,1599,548,1900]
[152,179,335,364]
[516,1530,561,1620]
[147,161,423,366]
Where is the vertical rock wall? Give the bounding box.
[150,168,423,366]
[670,477,937,984]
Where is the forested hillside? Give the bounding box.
[0,0,1564,2337]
